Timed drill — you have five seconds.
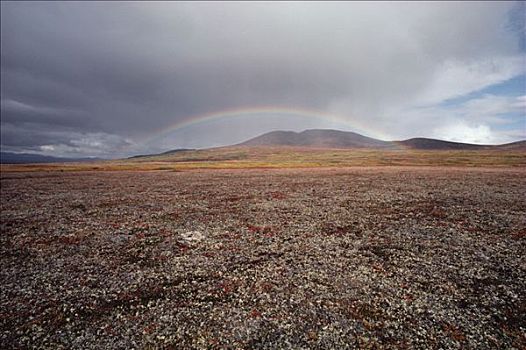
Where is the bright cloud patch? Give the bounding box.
[415,57,526,106]
[433,123,495,144]
[379,93,526,144]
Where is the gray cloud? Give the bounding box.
[1,1,524,157]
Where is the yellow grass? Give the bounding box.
[1,147,525,172]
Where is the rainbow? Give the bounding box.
[137,106,387,148]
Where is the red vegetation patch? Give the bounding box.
[511,228,526,239]
[321,223,359,237]
[269,191,287,200]
[216,279,237,295]
[442,322,466,342]
[249,309,262,318]
[429,206,447,219]
[247,225,275,236]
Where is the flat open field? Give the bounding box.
[2,147,526,172]
[1,167,525,349]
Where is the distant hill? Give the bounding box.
[396,138,526,151]
[494,140,526,151]
[0,152,101,164]
[121,130,525,160]
[236,129,525,151]
[128,148,194,159]
[238,129,398,149]
[395,138,486,150]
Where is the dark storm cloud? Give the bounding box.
[1,99,93,129]
[1,1,524,156]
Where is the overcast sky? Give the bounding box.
[1,1,525,157]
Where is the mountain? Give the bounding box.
[0,152,101,164]
[238,129,398,149]
[237,129,525,151]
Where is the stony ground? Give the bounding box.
[1,167,525,349]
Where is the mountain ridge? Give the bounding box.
[238,129,526,151]
[238,129,399,149]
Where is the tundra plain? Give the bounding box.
[1,165,525,349]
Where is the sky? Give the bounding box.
[1,1,525,158]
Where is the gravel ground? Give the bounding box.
[1,167,525,349]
